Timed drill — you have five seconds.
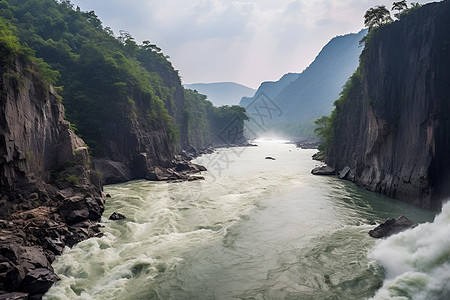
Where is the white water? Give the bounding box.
[370,201,450,300]
[44,141,441,299]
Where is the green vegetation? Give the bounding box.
[392,1,408,18]
[0,0,179,155]
[183,89,214,148]
[65,174,79,186]
[1,0,250,156]
[25,151,34,160]
[184,89,249,148]
[0,17,60,85]
[0,18,21,65]
[364,5,392,32]
[361,1,422,46]
[314,68,362,160]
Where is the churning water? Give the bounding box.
[44,140,447,299]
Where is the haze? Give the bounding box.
[70,0,430,88]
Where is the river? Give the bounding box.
[44,140,448,299]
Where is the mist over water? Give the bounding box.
[370,201,450,300]
[44,141,438,299]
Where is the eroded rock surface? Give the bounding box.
[369,216,417,238]
[0,60,105,297]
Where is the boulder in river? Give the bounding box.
[109,212,126,221]
[19,268,59,295]
[311,166,336,175]
[369,216,417,238]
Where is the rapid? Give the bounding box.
[44,140,447,299]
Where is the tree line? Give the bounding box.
[364,1,421,32]
[0,0,248,155]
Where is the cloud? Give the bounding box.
[70,0,432,88]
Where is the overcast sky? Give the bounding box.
[70,0,431,88]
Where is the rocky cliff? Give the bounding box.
[326,1,450,211]
[0,59,105,297]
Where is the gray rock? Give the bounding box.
[0,58,104,297]
[58,196,104,225]
[20,247,52,272]
[109,212,126,221]
[0,292,29,300]
[369,216,417,238]
[311,166,336,175]
[339,166,351,179]
[4,265,25,292]
[324,1,450,211]
[146,166,171,181]
[19,268,59,295]
[93,159,133,185]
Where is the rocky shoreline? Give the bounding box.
[0,59,206,299]
[0,150,210,299]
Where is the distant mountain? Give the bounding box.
[241,29,367,138]
[240,73,299,107]
[184,82,256,106]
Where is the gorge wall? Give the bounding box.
[326,0,450,211]
[0,58,105,297]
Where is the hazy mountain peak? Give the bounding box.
[184,82,256,106]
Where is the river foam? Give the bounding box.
[370,201,450,300]
[43,141,437,299]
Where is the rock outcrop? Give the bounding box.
[0,59,105,297]
[369,216,417,238]
[326,1,450,211]
[311,165,336,176]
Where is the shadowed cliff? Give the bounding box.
[325,0,450,211]
[0,54,105,296]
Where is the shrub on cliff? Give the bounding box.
[314,68,362,160]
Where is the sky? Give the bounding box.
[69,0,431,89]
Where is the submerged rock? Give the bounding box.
[0,292,29,300]
[311,166,336,175]
[109,212,126,221]
[369,216,417,238]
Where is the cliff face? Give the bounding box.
[0,60,105,296]
[91,94,175,184]
[327,1,450,211]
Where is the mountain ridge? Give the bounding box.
[185,82,255,106]
[240,29,367,138]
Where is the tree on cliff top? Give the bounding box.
[364,5,393,31]
[392,1,408,18]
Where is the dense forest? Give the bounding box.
[184,89,249,148]
[0,0,248,158]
